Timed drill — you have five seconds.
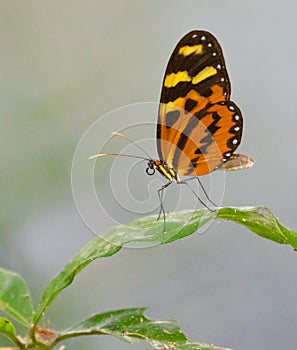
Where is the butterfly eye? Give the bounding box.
[146,162,155,176]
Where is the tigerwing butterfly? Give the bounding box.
[90,30,254,227]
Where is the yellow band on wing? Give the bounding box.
[192,66,217,84]
[164,71,191,88]
[164,66,217,88]
[178,45,203,56]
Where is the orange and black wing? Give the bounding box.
[157,30,243,176]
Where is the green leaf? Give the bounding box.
[0,267,33,327]
[216,206,297,247]
[53,308,225,350]
[0,317,18,344]
[34,206,296,324]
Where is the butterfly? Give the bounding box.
[90,30,254,228]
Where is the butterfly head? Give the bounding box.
[146,160,156,176]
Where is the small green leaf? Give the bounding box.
[34,206,296,324]
[53,308,224,350]
[0,317,17,343]
[0,267,33,327]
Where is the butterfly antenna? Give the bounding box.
[112,131,152,159]
[89,153,150,161]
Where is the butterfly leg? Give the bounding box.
[177,180,217,212]
[157,180,173,231]
[180,177,217,207]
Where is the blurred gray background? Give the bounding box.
[0,1,296,349]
